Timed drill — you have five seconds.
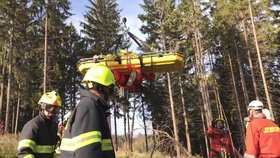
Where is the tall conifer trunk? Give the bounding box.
[234,39,249,107]
[167,72,180,157]
[248,0,274,121]
[240,11,259,100]
[15,87,20,134]
[228,52,245,151]
[162,28,180,157]
[5,22,14,133]
[0,51,6,121]
[179,75,192,153]
[113,102,118,151]
[194,32,212,126]
[43,0,48,93]
[130,95,136,152]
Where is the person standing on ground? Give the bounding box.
[244,100,280,158]
[56,111,72,155]
[60,63,115,158]
[57,111,72,144]
[244,100,272,128]
[207,118,232,158]
[18,91,62,158]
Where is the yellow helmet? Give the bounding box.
[214,118,225,123]
[82,63,115,87]
[38,91,62,107]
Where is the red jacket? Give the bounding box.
[207,126,232,157]
[245,116,280,158]
[58,124,65,139]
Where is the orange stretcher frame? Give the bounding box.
[77,50,185,75]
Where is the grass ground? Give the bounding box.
[0,134,18,158]
[0,134,171,158]
[115,150,171,158]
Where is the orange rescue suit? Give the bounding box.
[245,116,280,158]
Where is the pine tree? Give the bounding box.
[62,23,87,113]
[81,0,121,55]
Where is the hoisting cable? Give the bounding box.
[220,103,243,158]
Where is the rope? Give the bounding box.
[220,104,243,158]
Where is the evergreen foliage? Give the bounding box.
[0,0,279,157]
[81,0,122,55]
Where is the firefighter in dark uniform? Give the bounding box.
[18,91,62,158]
[60,63,115,158]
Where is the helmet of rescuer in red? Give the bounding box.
[38,91,62,107]
[214,118,225,123]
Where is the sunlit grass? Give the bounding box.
[116,150,171,158]
[0,133,170,158]
[0,134,18,158]
[0,134,198,158]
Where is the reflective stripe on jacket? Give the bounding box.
[18,112,58,158]
[60,89,115,158]
[245,117,280,157]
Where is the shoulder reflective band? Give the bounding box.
[263,127,280,133]
[18,139,36,151]
[23,154,35,158]
[60,131,102,151]
[102,139,113,151]
[65,121,69,130]
[18,139,55,153]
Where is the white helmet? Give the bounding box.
[63,112,71,122]
[248,100,264,110]
[262,108,272,120]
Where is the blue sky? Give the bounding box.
[68,0,145,51]
[68,0,151,135]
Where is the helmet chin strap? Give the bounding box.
[87,82,94,89]
[41,104,47,110]
[44,110,55,119]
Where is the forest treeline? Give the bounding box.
[0,0,279,157]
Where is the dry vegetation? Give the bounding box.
[0,134,171,158]
[0,134,18,158]
[116,150,171,158]
[0,133,201,158]
[114,134,172,158]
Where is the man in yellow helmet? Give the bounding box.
[18,91,62,158]
[60,63,115,158]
